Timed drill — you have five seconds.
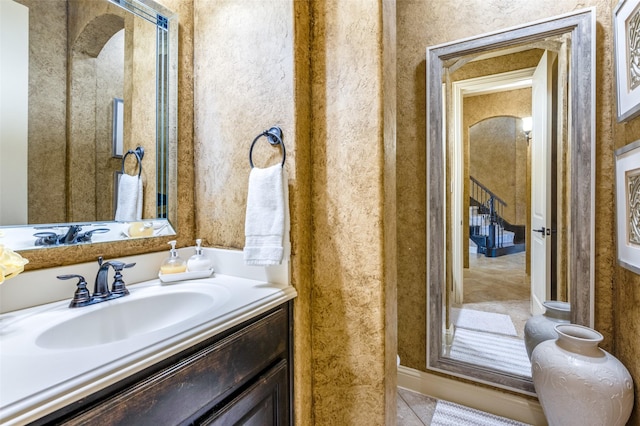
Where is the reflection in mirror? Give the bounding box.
[426,9,594,394]
[0,0,177,251]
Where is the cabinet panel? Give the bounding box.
[201,360,288,426]
[60,306,289,426]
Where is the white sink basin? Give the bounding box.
[36,290,217,349]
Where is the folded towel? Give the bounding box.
[115,174,143,222]
[243,164,285,265]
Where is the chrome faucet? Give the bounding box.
[58,257,136,308]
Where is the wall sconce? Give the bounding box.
[522,116,532,143]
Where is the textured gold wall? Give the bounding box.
[191,0,314,422]
[615,106,640,426]
[193,0,395,423]
[15,0,67,224]
[308,1,396,423]
[94,31,124,221]
[396,0,635,415]
[465,91,531,225]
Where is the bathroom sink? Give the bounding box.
[35,284,229,349]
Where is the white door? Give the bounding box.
[530,51,555,315]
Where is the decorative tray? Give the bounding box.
[158,268,215,283]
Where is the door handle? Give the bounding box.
[533,227,554,236]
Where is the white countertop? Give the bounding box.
[0,273,296,425]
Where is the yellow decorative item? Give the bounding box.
[128,222,154,238]
[0,245,29,284]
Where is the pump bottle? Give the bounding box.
[187,239,212,272]
[160,240,187,274]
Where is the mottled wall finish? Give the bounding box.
[397,0,619,401]
[466,91,531,225]
[127,17,158,220]
[15,0,67,224]
[194,0,396,423]
[291,1,314,423]
[192,0,315,423]
[193,0,295,248]
[310,0,396,424]
[67,0,125,222]
[95,31,124,220]
[615,74,640,426]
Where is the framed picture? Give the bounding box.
[614,0,640,121]
[615,140,640,274]
[112,97,124,158]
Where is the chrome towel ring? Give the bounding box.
[121,146,144,177]
[249,126,286,168]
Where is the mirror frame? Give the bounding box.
[1,0,178,252]
[426,9,595,394]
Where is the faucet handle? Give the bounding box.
[108,261,136,296]
[107,261,136,271]
[57,274,91,308]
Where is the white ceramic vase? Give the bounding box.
[523,300,570,360]
[531,324,634,426]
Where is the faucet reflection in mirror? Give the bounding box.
[33,225,110,246]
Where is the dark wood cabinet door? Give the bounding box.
[201,360,289,426]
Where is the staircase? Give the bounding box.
[469,176,525,257]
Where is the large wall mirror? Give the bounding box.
[0,0,177,251]
[426,9,594,394]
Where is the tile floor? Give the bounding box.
[397,388,438,425]
[397,387,528,425]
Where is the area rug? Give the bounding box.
[450,308,517,336]
[431,400,530,426]
[449,328,531,378]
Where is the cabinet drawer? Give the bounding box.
[62,307,288,426]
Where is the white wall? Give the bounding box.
[0,0,29,225]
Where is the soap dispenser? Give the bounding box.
[160,240,187,274]
[187,239,212,272]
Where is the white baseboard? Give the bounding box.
[398,365,547,426]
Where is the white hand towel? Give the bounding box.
[243,164,285,266]
[136,175,143,220]
[115,174,142,222]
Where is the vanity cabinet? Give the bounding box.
[34,302,292,426]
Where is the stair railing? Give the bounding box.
[469,176,507,250]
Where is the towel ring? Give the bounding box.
[121,146,144,177]
[249,127,286,168]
